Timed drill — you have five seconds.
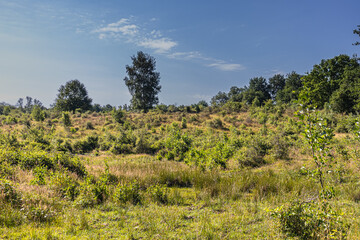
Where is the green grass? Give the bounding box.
[1,107,360,238]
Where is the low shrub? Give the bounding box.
[30,165,47,185]
[114,180,142,205]
[0,179,21,206]
[73,135,99,153]
[147,184,169,204]
[85,121,95,130]
[273,200,349,240]
[50,171,80,201]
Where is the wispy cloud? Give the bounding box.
[93,18,177,53]
[138,38,177,53]
[95,18,138,36]
[92,18,245,72]
[167,51,207,60]
[208,62,246,71]
[168,51,245,72]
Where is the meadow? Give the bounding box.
[1,103,360,239]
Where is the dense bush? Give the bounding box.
[157,124,192,161]
[73,135,99,153]
[112,108,125,124]
[114,180,142,205]
[0,179,21,206]
[273,200,349,239]
[50,171,80,201]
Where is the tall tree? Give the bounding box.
[330,67,360,113]
[276,71,303,104]
[301,54,359,108]
[54,79,92,112]
[228,86,246,102]
[16,98,23,110]
[244,77,271,105]
[269,74,286,99]
[211,91,229,107]
[124,51,161,112]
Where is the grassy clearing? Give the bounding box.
[1,106,360,238]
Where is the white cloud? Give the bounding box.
[167,51,204,60]
[93,19,177,53]
[150,30,162,38]
[93,18,244,72]
[169,52,245,72]
[95,18,138,36]
[138,38,177,53]
[208,62,246,71]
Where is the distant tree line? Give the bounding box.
[210,54,360,113]
[211,71,303,108]
[1,35,360,115]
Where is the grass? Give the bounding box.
[1,106,360,238]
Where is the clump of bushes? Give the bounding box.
[73,135,99,154]
[157,124,192,161]
[113,180,142,205]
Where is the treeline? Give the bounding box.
[211,71,302,109]
[1,54,360,116]
[211,54,360,113]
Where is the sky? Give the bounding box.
[0,0,359,107]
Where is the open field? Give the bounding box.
[1,105,360,239]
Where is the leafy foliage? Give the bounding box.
[114,181,142,205]
[55,79,93,112]
[273,94,349,239]
[124,51,161,112]
[157,124,192,161]
[301,54,360,111]
[273,200,348,240]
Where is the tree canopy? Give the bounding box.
[124,51,161,112]
[301,54,360,112]
[54,79,92,112]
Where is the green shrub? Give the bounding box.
[62,112,72,127]
[23,206,56,224]
[19,150,55,170]
[147,184,169,204]
[0,179,21,206]
[0,206,23,227]
[0,131,19,148]
[157,124,192,161]
[273,200,349,240]
[73,135,99,153]
[110,143,132,154]
[112,108,125,124]
[134,130,155,154]
[0,161,14,179]
[4,116,17,125]
[53,138,73,153]
[76,175,108,207]
[181,117,187,129]
[114,181,142,205]
[3,106,11,116]
[31,105,45,122]
[269,132,290,160]
[85,121,94,130]
[207,118,223,129]
[30,165,47,185]
[24,126,50,148]
[55,153,87,177]
[50,172,79,201]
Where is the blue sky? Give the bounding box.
[0,0,359,107]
